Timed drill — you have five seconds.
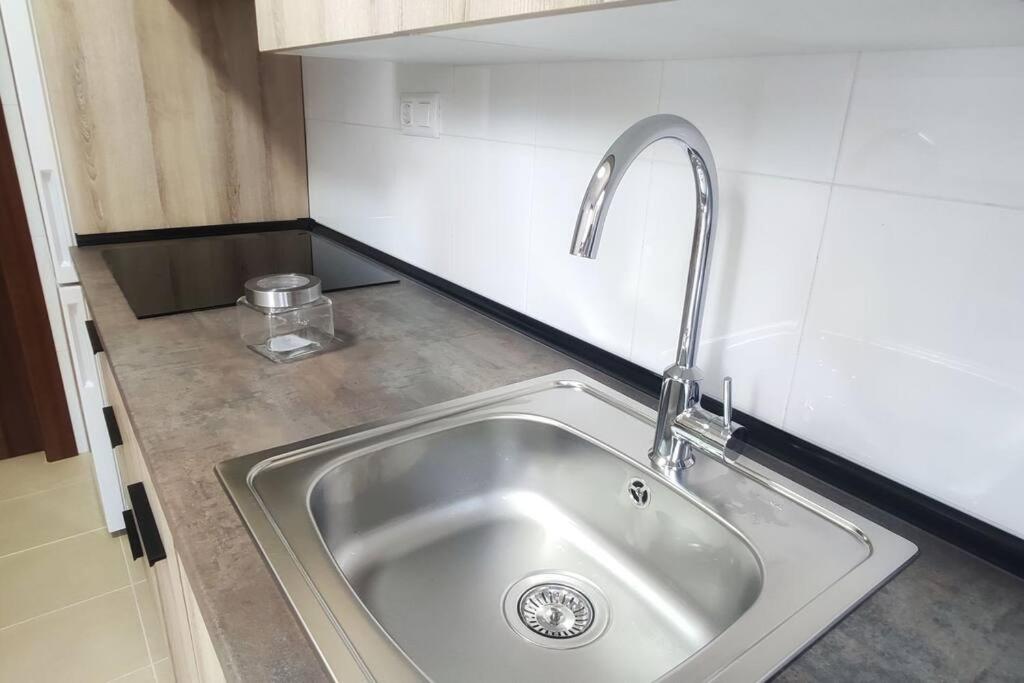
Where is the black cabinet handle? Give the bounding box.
[126,482,166,567]
[103,406,122,449]
[85,319,103,354]
[122,510,143,560]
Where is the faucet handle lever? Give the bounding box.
[722,376,733,428]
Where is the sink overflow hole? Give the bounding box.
[627,478,650,508]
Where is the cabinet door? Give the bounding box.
[180,557,226,683]
[60,285,125,531]
[98,358,199,682]
[96,352,135,494]
[253,0,629,51]
[151,542,199,682]
[1,0,78,282]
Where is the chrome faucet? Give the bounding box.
[570,114,739,469]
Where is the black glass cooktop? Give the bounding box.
[102,229,399,318]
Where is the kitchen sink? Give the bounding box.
[217,370,916,682]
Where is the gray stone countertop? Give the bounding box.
[72,244,1024,682]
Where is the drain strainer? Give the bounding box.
[518,584,593,638]
[503,573,609,649]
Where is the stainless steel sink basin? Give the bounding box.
[218,371,916,682]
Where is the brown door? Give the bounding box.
[0,102,76,460]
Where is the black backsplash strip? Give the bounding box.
[308,222,665,398]
[74,218,304,246]
[702,395,1024,576]
[78,218,1024,577]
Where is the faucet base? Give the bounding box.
[649,444,696,471]
[651,373,739,469]
[650,366,703,467]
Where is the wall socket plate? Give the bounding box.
[399,92,441,138]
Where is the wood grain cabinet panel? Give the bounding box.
[99,352,224,682]
[32,0,307,234]
[253,0,652,52]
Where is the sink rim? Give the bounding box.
[217,370,918,682]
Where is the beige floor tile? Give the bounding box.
[153,658,175,683]
[0,451,93,501]
[0,587,149,682]
[119,535,149,584]
[110,664,156,682]
[135,581,170,662]
[0,528,129,628]
[0,479,105,556]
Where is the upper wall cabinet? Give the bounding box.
[261,0,1024,63]
[32,0,308,234]
[253,0,644,52]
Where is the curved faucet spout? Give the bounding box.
[569,114,722,469]
[570,114,718,370]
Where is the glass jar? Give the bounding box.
[236,274,336,363]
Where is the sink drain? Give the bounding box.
[503,573,609,649]
[519,584,594,638]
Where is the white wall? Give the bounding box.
[303,48,1024,539]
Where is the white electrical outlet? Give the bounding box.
[399,93,440,138]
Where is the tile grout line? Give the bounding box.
[780,51,862,424]
[0,584,133,633]
[0,525,106,560]
[824,180,1024,212]
[0,474,93,505]
[624,58,667,363]
[519,60,543,312]
[520,144,538,312]
[126,581,159,667]
[105,661,153,683]
[117,532,160,669]
[305,117,1024,214]
[431,38,996,61]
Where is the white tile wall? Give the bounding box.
[526,146,651,357]
[447,64,539,145]
[303,48,1024,539]
[306,118,397,246]
[786,187,1024,533]
[393,134,453,274]
[658,54,857,180]
[534,61,662,154]
[303,58,396,127]
[836,47,1024,207]
[449,137,534,308]
[633,163,831,426]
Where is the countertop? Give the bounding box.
[73,244,1024,682]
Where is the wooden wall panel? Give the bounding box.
[132,0,224,228]
[32,0,308,234]
[253,0,656,52]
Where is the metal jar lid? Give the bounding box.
[244,273,322,309]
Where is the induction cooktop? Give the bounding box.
[102,229,399,318]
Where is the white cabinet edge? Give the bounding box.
[59,285,125,533]
[0,1,89,454]
[0,0,78,283]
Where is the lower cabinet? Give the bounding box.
[98,354,225,683]
[59,285,125,532]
